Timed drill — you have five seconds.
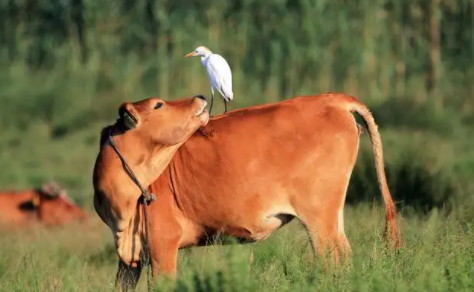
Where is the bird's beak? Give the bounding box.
[185,51,196,58]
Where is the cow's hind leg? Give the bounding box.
[295,188,352,266]
[336,205,352,257]
[300,210,342,266]
[115,260,142,292]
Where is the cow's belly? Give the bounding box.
[217,211,296,242]
[180,201,297,247]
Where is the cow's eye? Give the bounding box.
[154,102,163,110]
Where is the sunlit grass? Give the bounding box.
[2,205,474,292]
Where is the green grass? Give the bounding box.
[2,205,474,292]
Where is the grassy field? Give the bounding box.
[2,204,474,292]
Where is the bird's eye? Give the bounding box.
[154,102,163,110]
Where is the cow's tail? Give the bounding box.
[348,99,400,249]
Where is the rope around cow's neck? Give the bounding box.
[108,127,156,292]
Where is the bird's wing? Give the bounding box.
[206,54,233,101]
[207,54,232,90]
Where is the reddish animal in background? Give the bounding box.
[0,181,88,227]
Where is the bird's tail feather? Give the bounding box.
[218,84,233,101]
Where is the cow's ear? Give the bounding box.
[118,103,139,130]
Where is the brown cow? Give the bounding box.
[93,93,399,291]
[0,181,88,228]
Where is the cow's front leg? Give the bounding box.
[149,235,180,279]
[145,184,184,283]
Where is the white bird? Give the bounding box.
[185,46,233,115]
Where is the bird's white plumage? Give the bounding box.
[204,54,233,101]
[186,46,234,106]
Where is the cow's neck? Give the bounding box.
[106,130,182,194]
[162,135,206,197]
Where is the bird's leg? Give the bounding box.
[224,100,228,114]
[209,90,215,117]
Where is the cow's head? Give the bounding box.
[116,95,209,146]
[34,181,88,225]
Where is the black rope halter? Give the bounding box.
[108,126,155,291]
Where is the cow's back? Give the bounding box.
[166,94,361,239]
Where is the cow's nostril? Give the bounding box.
[195,95,206,101]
